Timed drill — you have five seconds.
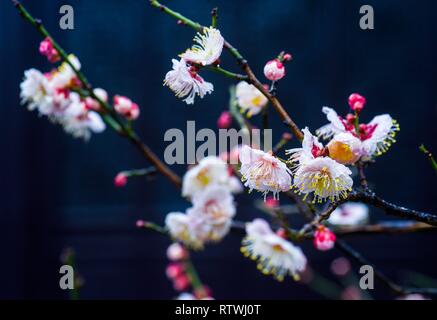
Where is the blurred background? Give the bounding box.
[0,0,436,299]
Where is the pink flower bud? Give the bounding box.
[166,263,185,280]
[265,196,279,208]
[283,53,292,61]
[348,93,366,113]
[114,173,127,188]
[282,132,293,141]
[173,274,190,291]
[39,37,60,63]
[217,111,232,129]
[313,226,336,251]
[167,243,188,261]
[114,95,140,120]
[136,220,145,228]
[263,59,285,81]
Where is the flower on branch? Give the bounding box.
[84,88,108,112]
[166,184,236,249]
[239,145,292,200]
[182,156,242,199]
[235,81,268,117]
[20,53,106,140]
[317,104,400,160]
[39,37,60,63]
[287,128,353,203]
[241,218,307,281]
[114,95,140,120]
[180,27,224,66]
[327,202,369,227]
[313,225,336,251]
[264,59,285,81]
[164,59,214,104]
[61,92,106,140]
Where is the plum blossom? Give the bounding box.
[114,95,140,120]
[167,243,188,261]
[187,185,236,242]
[287,128,353,202]
[49,54,82,89]
[164,58,213,104]
[165,212,204,249]
[180,27,224,66]
[239,145,292,200]
[327,203,369,227]
[20,68,54,112]
[85,88,108,111]
[182,156,242,199]
[20,64,106,140]
[241,219,307,281]
[166,185,236,249]
[60,92,106,140]
[316,106,399,160]
[235,81,268,117]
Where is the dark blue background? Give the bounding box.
[0,0,436,299]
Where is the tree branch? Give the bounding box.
[349,190,437,226]
[148,0,304,141]
[14,0,182,188]
[336,239,437,297]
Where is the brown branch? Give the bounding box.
[334,221,435,236]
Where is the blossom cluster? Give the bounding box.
[20,38,140,140]
[238,93,399,203]
[165,156,242,249]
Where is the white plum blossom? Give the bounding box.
[166,185,236,249]
[164,58,213,104]
[180,27,224,66]
[293,157,353,202]
[360,114,399,159]
[287,128,353,202]
[165,212,204,249]
[187,185,236,242]
[239,145,292,200]
[235,81,268,117]
[20,68,54,112]
[241,219,307,281]
[61,92,106,140]
[182,156,242,198]
[328,203,369,227]
[316,107,399,160]
[49,54,81,89]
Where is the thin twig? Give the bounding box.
[336,239,437,297]
[419,144,437,173]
